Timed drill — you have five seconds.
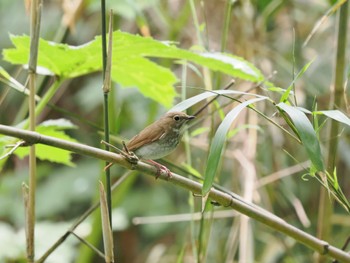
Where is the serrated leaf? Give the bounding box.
[315,110,350,126]
[277,103,325,172]
[14,120,77,166]
[3,31,265,108]
[3,34,176,108]
[39,118,77,129]
[202,97,268,195]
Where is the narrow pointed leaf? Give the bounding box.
[315,110,350,126]
[202,97,267,195]
[280,59,315,103]
[169,90,266,112]
[277,103,325,171]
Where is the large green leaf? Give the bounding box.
[277,103,325,172]
[202,97,268,195]
[14,119,77,166]
[3,31,264,108]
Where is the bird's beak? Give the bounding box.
[187,115,195,120]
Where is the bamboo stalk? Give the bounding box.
[26,0,42,261]
[1,124,350,262]
[317,2,348,262]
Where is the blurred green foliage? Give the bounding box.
[0,0,349,262]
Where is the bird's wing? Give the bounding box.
[126,124,166,151]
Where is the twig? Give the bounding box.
[0,140,26,160]
[70,231,105,259]
[193,80,235,116]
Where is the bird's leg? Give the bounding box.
[101,140,139,170]
[122,141,139,165]
[147,159,172,180]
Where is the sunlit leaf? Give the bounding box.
[3,31,265,108]
[14,119,77,166]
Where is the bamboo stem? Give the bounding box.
[26,0,42,261]
[0,124,350,263]
[317,2,348,262]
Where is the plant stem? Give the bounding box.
[1,124,350,262]
[100,0,112,226]
[26,0,42,261]
[317,2,348,262]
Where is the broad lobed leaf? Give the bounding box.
[7,119,77,167]
[3,31,265,108]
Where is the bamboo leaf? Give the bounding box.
[280,59,315,103]
[169,90,266,112]
[277,103,325,171]
[315,110,350,126]
[202,97,267,195]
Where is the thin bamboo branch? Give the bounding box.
[70,231,105,260]
[101,4,113,227]
[0,124,350,262]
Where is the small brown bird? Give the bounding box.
[126,111,195,178]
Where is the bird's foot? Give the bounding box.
[121,141,139,166]
[147,159,172,180]
[101,140,139,170]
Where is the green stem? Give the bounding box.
[27,0,42,261]
[317,2,348,262]
[100,0,112,227]
[189,0,204,47]
[1,124,350,262]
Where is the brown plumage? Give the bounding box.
[126,111,195,160]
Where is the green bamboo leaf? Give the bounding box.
[190,127,210,137]
[202,97,267,195]
[315,110,350,126]
[277,103,325,172]
[169,90,266,112]
[280,59,315,103]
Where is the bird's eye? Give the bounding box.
[174,116,180,121]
